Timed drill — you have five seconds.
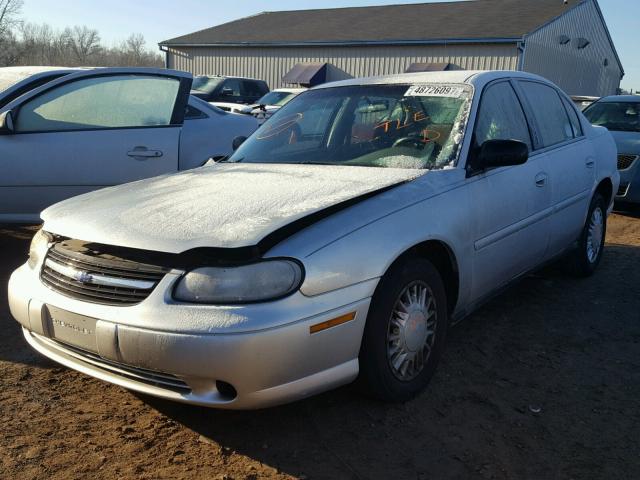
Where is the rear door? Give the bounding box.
[516,80,595,256]
[0,69,191,222]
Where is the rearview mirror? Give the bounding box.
[476,139,528,170]
[0,110,15,135]
[232,136,247,151]
[221,87,234,96]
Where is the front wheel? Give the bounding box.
[567,193,607,277]
[358,257,448,402]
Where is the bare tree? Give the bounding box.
[1,16,163,68]
[0,0,22,38]
[64,25,101,64]
[125,33,145,61]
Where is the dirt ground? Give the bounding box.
[0,212,639,480]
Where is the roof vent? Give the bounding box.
[574,37,590,49]
[405,62,456,73]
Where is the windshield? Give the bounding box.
[192,76,224,94]
[583,101,640,132]
[256,91,297,106]
[230,83,472,169]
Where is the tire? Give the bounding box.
[567,193,607,277]
[358,257,448,402]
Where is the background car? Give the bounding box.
[9,71,618,409]
[0,66,85,109]
[0,67,258,223]
[240,87,307,125]
[191,75,269,108]
[571,95,600,111]
[583,95,640,206]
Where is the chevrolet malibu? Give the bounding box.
[9,71,619,409]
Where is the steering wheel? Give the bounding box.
[392,136,427,149]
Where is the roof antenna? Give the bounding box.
[563,0,568,4]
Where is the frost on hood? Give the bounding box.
[42,163,424,252]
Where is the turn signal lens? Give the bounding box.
[310,312,356,334]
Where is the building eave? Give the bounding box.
[158,37,521,49]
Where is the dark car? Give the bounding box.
[190,75,269,105]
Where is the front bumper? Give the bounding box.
[615,159,640,205]
[9,263,374,409]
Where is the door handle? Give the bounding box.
[127,147,163,159]
[535,172,547,187]
[585,158,595,168]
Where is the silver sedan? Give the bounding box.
[9,70,618,409]
[0,67,257,223]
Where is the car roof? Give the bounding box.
[195,74,265,82]
[271,88,306,93]
[314,70,556,90]
[0,66,85,75]
[597,95,640,103]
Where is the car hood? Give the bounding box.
[609,130,640,155]
[41,163,424,254]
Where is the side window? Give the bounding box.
[561,96,583,137]
[519,81,573,147]
[474,81,532,151]
[221,79,241,99]
[15,75,180,132]
[242,81,262,100]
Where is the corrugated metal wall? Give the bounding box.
[166,43,519,88]
[521,0,622,96]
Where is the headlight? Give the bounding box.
[28,229,50,269]
[173,259,303,304]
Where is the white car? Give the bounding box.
[0,67,258,223]
[242,88,307,124]
[9,71,618,409]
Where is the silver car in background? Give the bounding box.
[0,67,258,223]
[9,71,618,409]
[583,95,640,205]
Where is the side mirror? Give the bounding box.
[0,110,15,135]
[232,136,247,151]
[476,139,528,170]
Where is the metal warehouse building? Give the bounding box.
[160,0,623,97]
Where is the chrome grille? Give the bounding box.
[617,154,638,170]
[34,334,190,393]
[41,241,167,306]
[617,182,629,197]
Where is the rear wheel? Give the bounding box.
[567,193,607,277]
[358,257,448,402]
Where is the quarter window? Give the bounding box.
[561,96,583,137]
[519,81,574,147]
[474,81,532,151]
[15,75,180,132]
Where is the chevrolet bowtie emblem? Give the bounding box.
[73,270,93,284]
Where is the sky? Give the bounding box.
[20,0,640,90]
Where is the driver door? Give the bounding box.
[466,80,552,301]
[0,69,191,222]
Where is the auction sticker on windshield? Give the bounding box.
[405,85,464,97]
